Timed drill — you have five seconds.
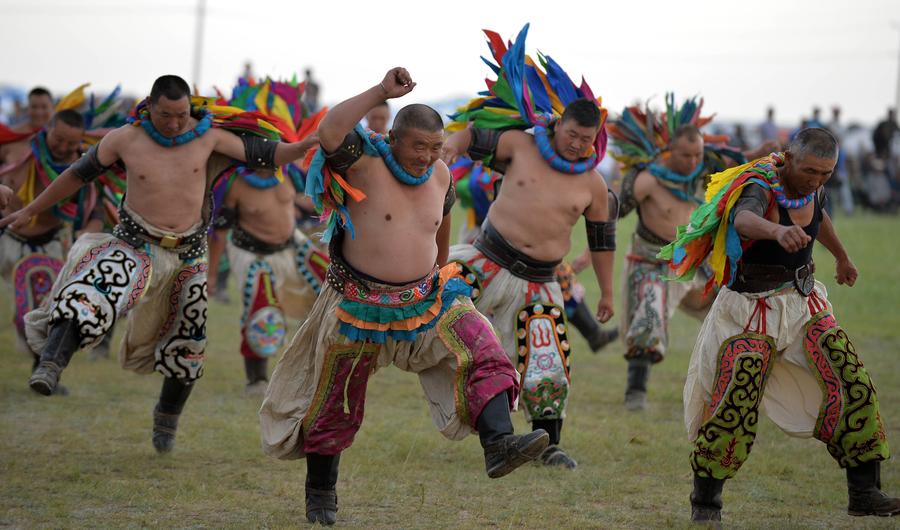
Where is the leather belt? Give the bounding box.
[232,225,292,255]
[732,262,816,296]
[474,220,561,283]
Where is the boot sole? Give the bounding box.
[487,431,550,479]
[29,378,54,396]
[848,509,900,517]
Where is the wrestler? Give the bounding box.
[260,67,547,525]
[0,74,313,453]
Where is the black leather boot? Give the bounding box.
[625,358,651,411]
[152,377,195,454]
[244,357,269,396]
[306,453,340,525]
[568,300,619,352]
[532,418,577,469]
[477,392,549,478]
[847,461,900,516]
[690,474,724,525]
[29,319,81,396]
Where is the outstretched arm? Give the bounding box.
[319,67,415,152]
[0,131,121,230]
[441,127,518,167]
[212,129,319,168]
[584,172,615,322]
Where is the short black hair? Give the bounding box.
[149,75,191,103]
[28,87,52,100]
[560,98,601,128]
[392,103,443,135]
[788,127,838,160]
[671,124,702,144]
[51,109,85,129]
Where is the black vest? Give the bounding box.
[740,191,822,270]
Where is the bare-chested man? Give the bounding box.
[259,68,547,526]
[0,87,54,166]
[0,109,91,366]
[208,152,327,396]
[617,126,718,411]
[444,98,616,470]
[0,74,313,453]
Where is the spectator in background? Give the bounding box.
[828,106,853,215]
[759,106,779,145]
[302,68,320,112]
[873,108,900,209]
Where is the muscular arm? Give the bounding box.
[817,208,858,286]
[212,129,318,167]
[442,127,519,166]
[584,172,615,321]
[319,67,415,152]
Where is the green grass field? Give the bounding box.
[1,211,898,529]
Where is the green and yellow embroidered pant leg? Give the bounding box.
[684,281,889,480]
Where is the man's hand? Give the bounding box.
[596,297,614,323]
[835,257,858,287]
[440,144,460,165]
[0,208,33,230]
[298,133,320,153]
[775,225,811,253]
[0,184,13,210]
[379,67,416,99]
[570,252,591,274]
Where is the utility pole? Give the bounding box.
[192,0,207,90]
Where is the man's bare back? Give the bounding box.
[487,130,608,262]
[342,155,450,283]
[633,169,698,242]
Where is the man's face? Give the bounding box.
[28,94,53,128]
[46,121,84,161]
[389,127,444,177]
[148,96,191,138]
[366,106,390,135]
[666,135,705,175]
[783,151,836,196]
[552,119,599,162]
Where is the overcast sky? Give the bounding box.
[1,0,898,126]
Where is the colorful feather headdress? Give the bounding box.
[210,76,326,205]
[607,93,737,174]
[450,156,501,231]
[448,23,608,165]
[657,153,787,292]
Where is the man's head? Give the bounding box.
[388,103,444,177]
[46,109,84,162]
[783,127,838,197]
[664,125,704,176]
[27,87,53,129]
[366,102,390,135]
[148,75,192,138]
[554,98,602,162]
